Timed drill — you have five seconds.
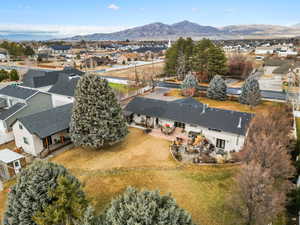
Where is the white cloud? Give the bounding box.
[108,4,120,11]
[0,24,129,37]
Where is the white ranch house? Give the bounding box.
[125,97,252,152]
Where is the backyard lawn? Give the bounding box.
[165,89,283,114]
[50,128,238,225]
[0,128,239,224]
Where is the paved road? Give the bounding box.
[0,65,54,72]
[156,82,287,101]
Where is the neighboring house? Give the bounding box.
[0,149,26,180]
[0,85,53,144]
[117,53,140,64]
[82,56,116,68]
[124,97,252,152]
[13,104,72,157]
[0,53,7,62]
[255,47,275,55]
[21,67,84,91]
[48,75,80,107]
[263,58,287,75]
[50,45,72,55]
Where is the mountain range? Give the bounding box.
[64,20,300,41]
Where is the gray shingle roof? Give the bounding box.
[18,104,73,139]
[48,75,80,97]
[0,103,26,120]
[22,68,84,88]
[0,85,38,99]
[125,97,253,135]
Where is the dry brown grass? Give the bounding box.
[103,62,165,80]
[50,128,238,225]
[165,89,283,114]
[0,128,238,224]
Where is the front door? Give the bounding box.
[43,136,53,148]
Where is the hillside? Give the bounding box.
[64,20,300,41]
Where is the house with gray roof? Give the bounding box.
[124,97,252,152]
[21,67,84,91]
[12,104,72,157]
[0,85,53,144]
[48,75,80,107]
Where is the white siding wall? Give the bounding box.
[132,114,246,152]
[12,121,44,156]
[0,120,14,144]
[51,94,74,107]
[185,124,245,152]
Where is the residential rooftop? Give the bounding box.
[0,85,38,100]
[125,97,253,136]
[17,104,73,139]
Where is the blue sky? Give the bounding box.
[1,0,300,37]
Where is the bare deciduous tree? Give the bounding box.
[228,163,285,225]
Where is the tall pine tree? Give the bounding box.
[207,46,228,81]
[239,76,261,106]
[101,187,195,225]
[33,175,88,225]
[3,161,87,225]
[207,75,227,101]
[70,74,128,149]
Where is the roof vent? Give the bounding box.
[238,117,242,128]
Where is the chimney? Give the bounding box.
[238,117,242,128]
[202,104,208,114]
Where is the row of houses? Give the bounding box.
[0,67,253,179]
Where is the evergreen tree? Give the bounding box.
[101,187,195,225]
[207,46,228,81]
[164,37,194,76]
[192,39,214,77]
[33,175,88,225]
[207,75,227,101]
[9,69,19,81]
[3,161,86,225]
[239,76,261,106]
[0,69,9,82]
[181,73,198,96]
[82,206,100,225]
[70,74,128,149]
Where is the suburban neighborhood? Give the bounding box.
[0,1,300,225]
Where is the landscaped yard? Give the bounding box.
[165,89,283,114]
[0,128,239,224]
[50,128,238,225]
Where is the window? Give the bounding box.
[23,137,29,145]
[19,124,23,130]
[216,139,225,149]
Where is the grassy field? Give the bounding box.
[165,89,283,114]
[104,62,165,80]
[48,128,238,225]
[109,83,138,94]
[0,130,238,224]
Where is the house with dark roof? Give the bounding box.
[0,85,53,144]
[21,67,84,91]
[48,75,80,107]
[12,104,72,157]
[124,97,253,152]
[50,45,72,55]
